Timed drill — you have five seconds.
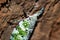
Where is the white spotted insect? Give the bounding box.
[10,7,44,40]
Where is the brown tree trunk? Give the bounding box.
[0,0,60,40]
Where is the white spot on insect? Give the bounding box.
[12,28,19,34]
[19,21,26,31]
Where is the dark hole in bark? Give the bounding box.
[57,22,60,25]
[7,22,14,25]
[35,0,39,2]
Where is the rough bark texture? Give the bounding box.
[0,0,60,40]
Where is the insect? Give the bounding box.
[10,7,44,40]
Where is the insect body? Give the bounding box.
[10,7,44,40]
